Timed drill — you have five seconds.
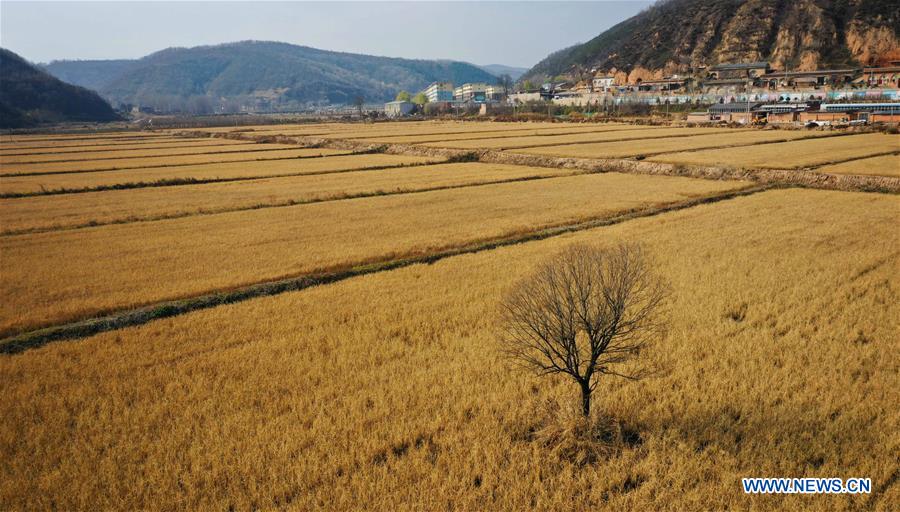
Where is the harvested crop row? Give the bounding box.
[0,162,576,235]
[1,189,895,511]
[332,123,638,141]
[0,142,297,166]
[270,122,599,139]
[423,127,745,150]
[0,138,254,157]
[353,124,653,144]
[0,148,350,182]
[815,153,900,177]
[508,130,836,159]
[0,131,170,143]
[0,153,431,196]
[0,173,746,336]
[648,133,900,169]
[0,136,194,152]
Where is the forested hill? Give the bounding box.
[522,0,900,83]
[43,41,499,110]
[0,48,120,128]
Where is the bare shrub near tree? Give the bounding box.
[500,243,668,417]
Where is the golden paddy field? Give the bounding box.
[0,152,429,195]
[0,121,897,511]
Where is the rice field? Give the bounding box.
[647,133,900,170]
[0,162,576,234]
[0,145,338,176]
[509,130,835,159]
[1,188,895,511]
[816,153,900,177]
[0,171,745,336]
[0,137,227,154]
[422,127,745,150]
[0,141,291,165]
[0,122,896,511]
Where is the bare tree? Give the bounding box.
[499,243,668,417]
[353,95,365,117]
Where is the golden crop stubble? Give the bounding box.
[0,144,318,175]
[510,130,835,159]
[0,136,200,152]
[423,127,746,149]
[331,122,636,141]
[355,124,650,144]
[0,189,895,511]
[0,151,422,196]
[0,163,576,234]
[815,153,900,177]
[0,138,254,158]
[0,172,746,336]
[648,133,900,169]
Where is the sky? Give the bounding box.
[0,1,653,68]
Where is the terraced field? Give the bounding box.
[816,153,900,177]
[647,133,899,170]
[510,129,835,159]
[0,153,430,196]
[0,145,339,176]
[0,171,746,336]
[422,127,744,150]
[0,162,576,234]
[0,122,896,511]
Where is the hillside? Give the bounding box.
[522,0,900,83]
[0,48,120,128]
[43,41,498,112]
[478,64,529,80]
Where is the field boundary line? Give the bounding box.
[0,171,588,236]
[805,150,900,170]
[0,183,771,354]
[0,160,441,198]
[0,140,256,157]
[337,125,659,143]
[3,145,312,166]
[0,150,362,179]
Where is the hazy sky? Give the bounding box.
[1,1,653,67]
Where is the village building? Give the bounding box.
[859,67,900,88]
[708,62,771,80]
[759,69,858,89]
[384,100,415,117]
[592,76,615,92]
[453,83,488,102]
[424,82,454,102]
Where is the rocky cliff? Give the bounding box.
[522,0,900,83]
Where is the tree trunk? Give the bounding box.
[580,381,591,417]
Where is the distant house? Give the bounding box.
[708,102,765,123]
[484,85,507,101]
[453,83,488,102]
[424,82,454,102]
[709,62,771,80]
[592,76,615,92]
[760,69,859,89]
[384,100,415,117]
[859,67,900,88]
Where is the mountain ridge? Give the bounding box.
[522,0,900,84]
[42,40,499,111]
[0,48,120,128]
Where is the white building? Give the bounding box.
[453,83,488,102]
[424,82,454,102]
[384,101,415,117]
[592,76,615,92]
